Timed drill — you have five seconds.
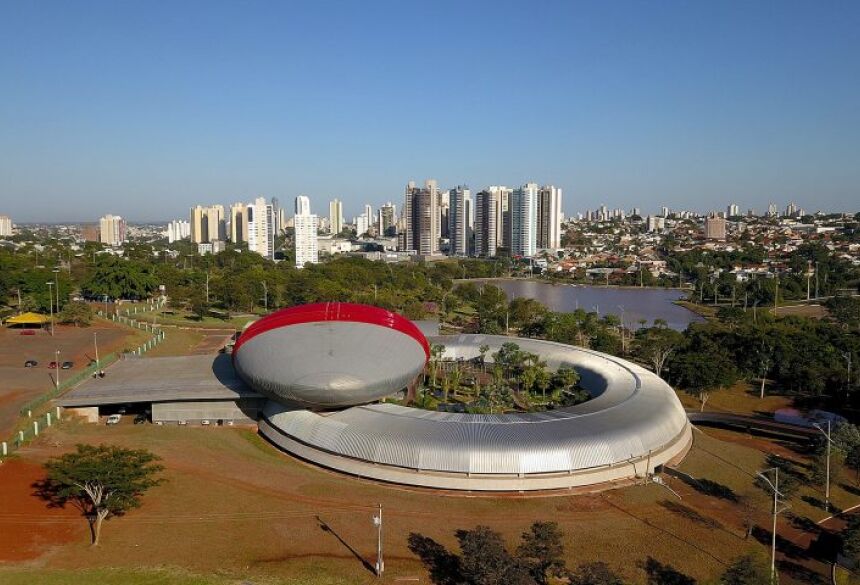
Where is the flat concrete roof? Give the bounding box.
[58,354,261,407]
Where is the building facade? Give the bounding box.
[378,202,396,236]
[474,190,498,257]
[294,195,318,268]
[329,199,344,235]
[247,197,275,259]
[536,185,563,250]
[510,183,538,257]
[167,219,190,243]
[704,214,727,240]
[190,205,226,243]
[448,185,471,256]
[402,179,439,255]
[230,202,248,244]
[0,215,12,237]
[99,214,127,246]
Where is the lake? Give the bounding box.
[483,279,704,331]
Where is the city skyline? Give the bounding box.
[3,1,859,222]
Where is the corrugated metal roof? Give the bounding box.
[263,334,689,476]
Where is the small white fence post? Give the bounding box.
[33,421,39,436]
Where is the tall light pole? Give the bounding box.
[813,420,833,512]
[55,349,61,390]
[53,267,60,314]
[46,281,54,336]
[815,261,820,299]
[261,281,268,313]
[756,466,789,584]
[373,503,384,577]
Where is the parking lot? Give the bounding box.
[0,322,140,437]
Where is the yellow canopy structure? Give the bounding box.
[4,312,49,326]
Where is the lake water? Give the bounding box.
[485,280,704,331]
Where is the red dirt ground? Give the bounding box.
[0,459,83,562]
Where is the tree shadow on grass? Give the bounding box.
[839,483,860,497]
[639,556,697,584]
[777,559,827,585]
[751,526,809,561]
[675,475,739,502]
[316,516,376,575]
[406,533,463,585]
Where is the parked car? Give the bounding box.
[106,414,122,425]
[61,361,73,370]
[133,414,147,425]
[20,330,36,336]
[24,359,37,367]
[48,361,58,369]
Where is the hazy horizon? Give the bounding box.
[2,1,859,223]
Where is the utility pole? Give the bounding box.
[757,466,789,585]
[813,421,832,512]
[373,503,384,578]
[205,271,210,304]
[46,281,54,336]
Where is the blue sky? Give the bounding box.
[1,0,858,222]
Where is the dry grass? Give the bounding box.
[4,415,841,584]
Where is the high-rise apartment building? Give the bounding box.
[378,202,396,236]
[329,199,344,235]
[474,190,498,257]
[99,214,127,247]
[510,183,538,257]
[727,203,740,217]
[646,215,665,233]
[786,202,798,217]
[0,215,12,237]
[704,213,727,240]
[247,197,275,259]
[403,179,439,255]
[355,214,369,236]
[767,203,778,217]
[167,219,190,243]
[190,205,226,243]
[294,195,318,268]
[229,202,248,243]
[448,186,471,256]
[536,185,563,250]
[488,186,511,250]
[660,206,670,218]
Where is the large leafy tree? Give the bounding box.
[516,521,567,585]
[81,256,158,300]
[38,444,164,545]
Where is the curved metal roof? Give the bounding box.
[262,334,690,478]
[233,305,428,408]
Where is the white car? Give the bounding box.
[106,414,122,425]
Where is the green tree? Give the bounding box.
[719,553,770,585]
[569,561,625,585]
[39,444,164,545]
[516,521,566,585]
[633,327,684,379]
[58,301,94,327]
[455,526,534,585]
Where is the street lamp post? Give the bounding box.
[53,267,60,314]
[813,420,833,512]
[46,281,54,336]
[756,466,789,584]
[55,349,61,390]
[373,503,384,578]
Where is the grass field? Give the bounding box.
[1,412,852,584]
